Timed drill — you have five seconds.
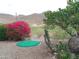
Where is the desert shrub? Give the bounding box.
[51,26,70,39]
[55,41,79,59]
[6,28,21,41]
[55,42,71,59]
[44,2,79,37]
[0,24,7,41]
[6,21,31,41]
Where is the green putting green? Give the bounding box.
[16,40,41,47]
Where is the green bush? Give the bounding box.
[44,2,79,36]
[55,42,79,59]
[53,27,69,39]
[48,26,70,39]
[0,25,7,41]
[56,42,71,59]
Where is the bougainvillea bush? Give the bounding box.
[0,21,31,41]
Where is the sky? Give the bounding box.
[0,0,67,15]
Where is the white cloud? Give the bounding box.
[0,0,67,15]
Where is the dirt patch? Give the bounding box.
[0,41,55,59]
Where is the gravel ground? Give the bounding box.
[0,40,55,59]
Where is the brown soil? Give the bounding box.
[0,40,55,59]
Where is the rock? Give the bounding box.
[68,36,79,54]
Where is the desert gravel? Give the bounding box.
[0,40,55,59]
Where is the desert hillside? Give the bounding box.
[0,13,44,24]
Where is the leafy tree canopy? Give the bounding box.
[43,2,79,36]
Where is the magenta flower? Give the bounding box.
[6,21,31,39]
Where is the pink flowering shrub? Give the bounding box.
[6,21,31,41]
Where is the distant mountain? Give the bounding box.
[0,13,15,19]
[24,13,44,24]
[0,13,16,24]
[0,13,45,24]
